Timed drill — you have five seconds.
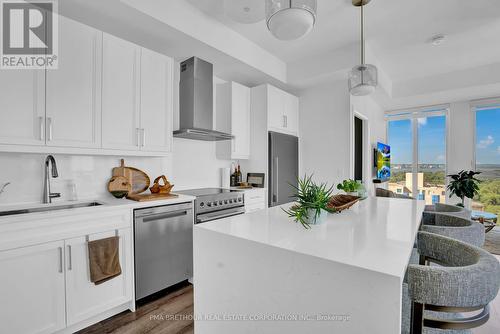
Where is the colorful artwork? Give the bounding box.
[376,142,391,180]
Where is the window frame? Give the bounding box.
[385,105,449,201]
[471,97,500,173]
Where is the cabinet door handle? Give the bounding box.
[39,116,45,140]
[136,128,141,147]
[47,117,53,141]
[58,247,63,273]
[142,128,146,147]
[67,245,72,271]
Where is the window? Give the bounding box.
[417,115,447,205]
[474,104,500,216]
[386,106,448,204]
[387,119,413,197]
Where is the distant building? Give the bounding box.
[388,172,446,205]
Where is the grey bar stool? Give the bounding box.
[424,203,471,220]
[402,231,500,334]
[420,212,485,247]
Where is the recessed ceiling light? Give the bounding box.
[430,34,446,46]
[224,0,265,24]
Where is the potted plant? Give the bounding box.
[337,179,361,196]
[446,170,481,207]
[283,175,335,229]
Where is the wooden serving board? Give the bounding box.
[127,193,179,202]
[112,159,150,195]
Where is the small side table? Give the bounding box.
[472,210,497,233]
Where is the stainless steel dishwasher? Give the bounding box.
[134,202,194,300]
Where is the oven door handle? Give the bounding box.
[197,208,245,223]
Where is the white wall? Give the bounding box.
[447,102,475,174]
[351,95,387,194]
[299,81,386,192]
[299,81,351,187]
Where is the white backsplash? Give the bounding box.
[0,139,233,205]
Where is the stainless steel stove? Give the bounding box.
[175,188,245,224]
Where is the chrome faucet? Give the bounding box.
[43,155,60,204]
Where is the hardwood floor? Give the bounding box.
[79,259,500,334]
[77,283,194,334]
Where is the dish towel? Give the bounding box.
[88,236,122,285]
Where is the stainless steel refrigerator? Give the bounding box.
[268,131,299,207]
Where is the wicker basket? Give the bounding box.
[327,194,360,212]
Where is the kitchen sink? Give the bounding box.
[0,202,103,217]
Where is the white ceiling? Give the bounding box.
[186,0,500,82]
[61,0,500,108]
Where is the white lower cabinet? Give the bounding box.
[0,213,133,334]
[243,188,267,213]
[65,228,132,326]
[0,241,66,334]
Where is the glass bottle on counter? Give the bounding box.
[230,163,237,187]
[236,164,242,184]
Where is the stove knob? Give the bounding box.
[219,200,223,205]
[224,200,228,204]
[238,197,242,202]
[213,201,218,206]
[207,202,212,207]
[200,202,205,207]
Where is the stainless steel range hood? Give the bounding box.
[173,57,233,141]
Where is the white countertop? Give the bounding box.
[196,196,425,278]
[0,193,196,224]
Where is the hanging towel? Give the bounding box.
[88,236,122,285]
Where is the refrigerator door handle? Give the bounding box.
[273,156,279,204]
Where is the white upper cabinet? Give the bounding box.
[46,15,102,148]
[0,241,66,334]
[139,48,173,153]
[284,92,299,136]
[0,16,173,155]
[266,85,299,136]
[102,33,141,151]
[267,85,286,132]
[0,70,45,146]
[216,81,251,160]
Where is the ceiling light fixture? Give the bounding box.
[266,0,317,41]
[348,0,378,96]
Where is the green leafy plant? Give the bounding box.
[336,179,361,193]
[447,170,481,207]
[283,175,335,229]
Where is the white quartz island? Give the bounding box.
[193,197,425,334]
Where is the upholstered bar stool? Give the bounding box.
[423,203,472,221]
[402,232,500,334]
[376,188,414,199]
[420,213,485,247]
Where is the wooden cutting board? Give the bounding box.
[112,159,150,195]
[127,193,179,202]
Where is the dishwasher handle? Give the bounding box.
[141,209,191,223]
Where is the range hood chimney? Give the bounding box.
[173,57,233,141]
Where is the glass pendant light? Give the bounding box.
[266,0,317,41]
[348,0,377,96]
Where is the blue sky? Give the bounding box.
[388,109,500,165]
[388,116,446,164]
[476,108,500,165]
